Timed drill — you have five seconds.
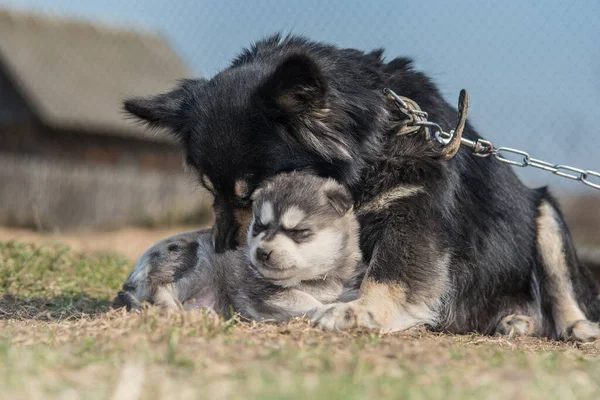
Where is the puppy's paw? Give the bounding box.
[496,314,535,338]
[563,320,600,342]
[310,302,378,331]
[112,291,142,311]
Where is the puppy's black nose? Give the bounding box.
[256,247,272,262]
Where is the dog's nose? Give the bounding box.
[256,247,272,262]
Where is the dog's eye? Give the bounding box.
[252,221,267,236]
[285,229,312,243]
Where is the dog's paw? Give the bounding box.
[496,314,535,338]
[310,302,378,331]
[563,320,600,342]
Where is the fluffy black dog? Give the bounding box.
[124,34,600,340]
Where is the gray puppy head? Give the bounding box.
[113,230,207,310]
[247,172,359,287]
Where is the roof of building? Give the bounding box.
[0,9,192,142]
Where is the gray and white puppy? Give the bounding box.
[113,172,365,321]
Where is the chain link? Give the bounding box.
[383,88,600,191]
[492,147,600,189]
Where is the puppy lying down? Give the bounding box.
[113,173,365,322]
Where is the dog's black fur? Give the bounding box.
[124,34,600,339]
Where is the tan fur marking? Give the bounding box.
[201,175,215,193]
[537,201,587,337]
[358,185,423,214]
[312,278,436,332]
[357,279,408,325]
[233,207,253,246]
[234,180,250,199]
[358,279,438,330]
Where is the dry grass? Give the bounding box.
[2,240,600,399]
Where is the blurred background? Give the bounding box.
[0,1,598,269]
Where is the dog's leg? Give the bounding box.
[310,279,436,331]
[537,200,600,342]
[311,225,449,332]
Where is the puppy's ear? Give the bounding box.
[257,54,327,117]
[123,79,203,138]
[323,181,353,217]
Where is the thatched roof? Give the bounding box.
[0,9,191,141]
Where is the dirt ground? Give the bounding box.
[4,311,600,400]
[2,233,600,398]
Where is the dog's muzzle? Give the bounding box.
[212,199,253,253]
[212,210,239,253]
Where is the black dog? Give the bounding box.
[124,34,600,340]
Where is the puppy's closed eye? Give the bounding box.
[285,228,313,243]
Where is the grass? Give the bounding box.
[2,241,600,399]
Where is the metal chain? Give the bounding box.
[383,88,600,190]
[491,147,600,190]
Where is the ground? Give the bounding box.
[2,239,600,399]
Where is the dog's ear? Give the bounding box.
[122,79,202,138]
[323,180,353,217]
[257,54,327,117]
[257,55,353,162]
